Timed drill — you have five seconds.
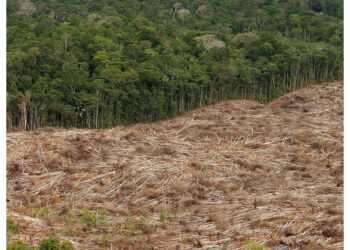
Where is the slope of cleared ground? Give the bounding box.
[7,82,343,250]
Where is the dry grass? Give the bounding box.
[7,81,343,249]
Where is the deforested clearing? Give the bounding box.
[7,81,343,249]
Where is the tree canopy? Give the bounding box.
[7,0,343,130]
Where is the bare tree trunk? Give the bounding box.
[95,106,98,129]
[199,84,203,107]
[7,111,12,131]
[23,101,27,131]
[95,90,99,129]
[64,35,68,52]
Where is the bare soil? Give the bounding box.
[7,81,343,249]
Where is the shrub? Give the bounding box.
[311,139,325,150]
[243,240,264,250]
[7,238,74,250]
[97,235,112,248]
[7,241,35,250]
[39,238,61,250]
[59,241,75,250]
[7,218,19,235]
[39,237,74,250]
[28,205,52,219]
[80,208,106,228]
[121,218,138,233]
[159,211,168,223]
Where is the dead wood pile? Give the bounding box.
[7,82,343,249]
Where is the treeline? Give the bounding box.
[7,0,343,130]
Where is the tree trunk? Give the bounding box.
[199,83,203,107]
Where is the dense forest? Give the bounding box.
[7,0,343,130]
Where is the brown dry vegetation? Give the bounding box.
[7,82,343,249]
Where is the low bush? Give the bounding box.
[7,237,74,250]
[243,240,264,250]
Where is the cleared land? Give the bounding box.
[7,82,343,249]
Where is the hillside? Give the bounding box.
[7,81,343,249]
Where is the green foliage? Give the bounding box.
[80,208,106,228]
[311,139,325,150]
[159,210,170,229]
[119,216,150,234]
[7,238,74,250]
[121,217,138,233]
[243,240,264,250]
[39,237,74,250]
[159,211,167,223]
[143,244,155,250]
[7,241,36,250]
[30,206,52,219]
[97,234,112,248]
[7,218,19,235]
[7,0,343,130]
[7,218,20,242]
